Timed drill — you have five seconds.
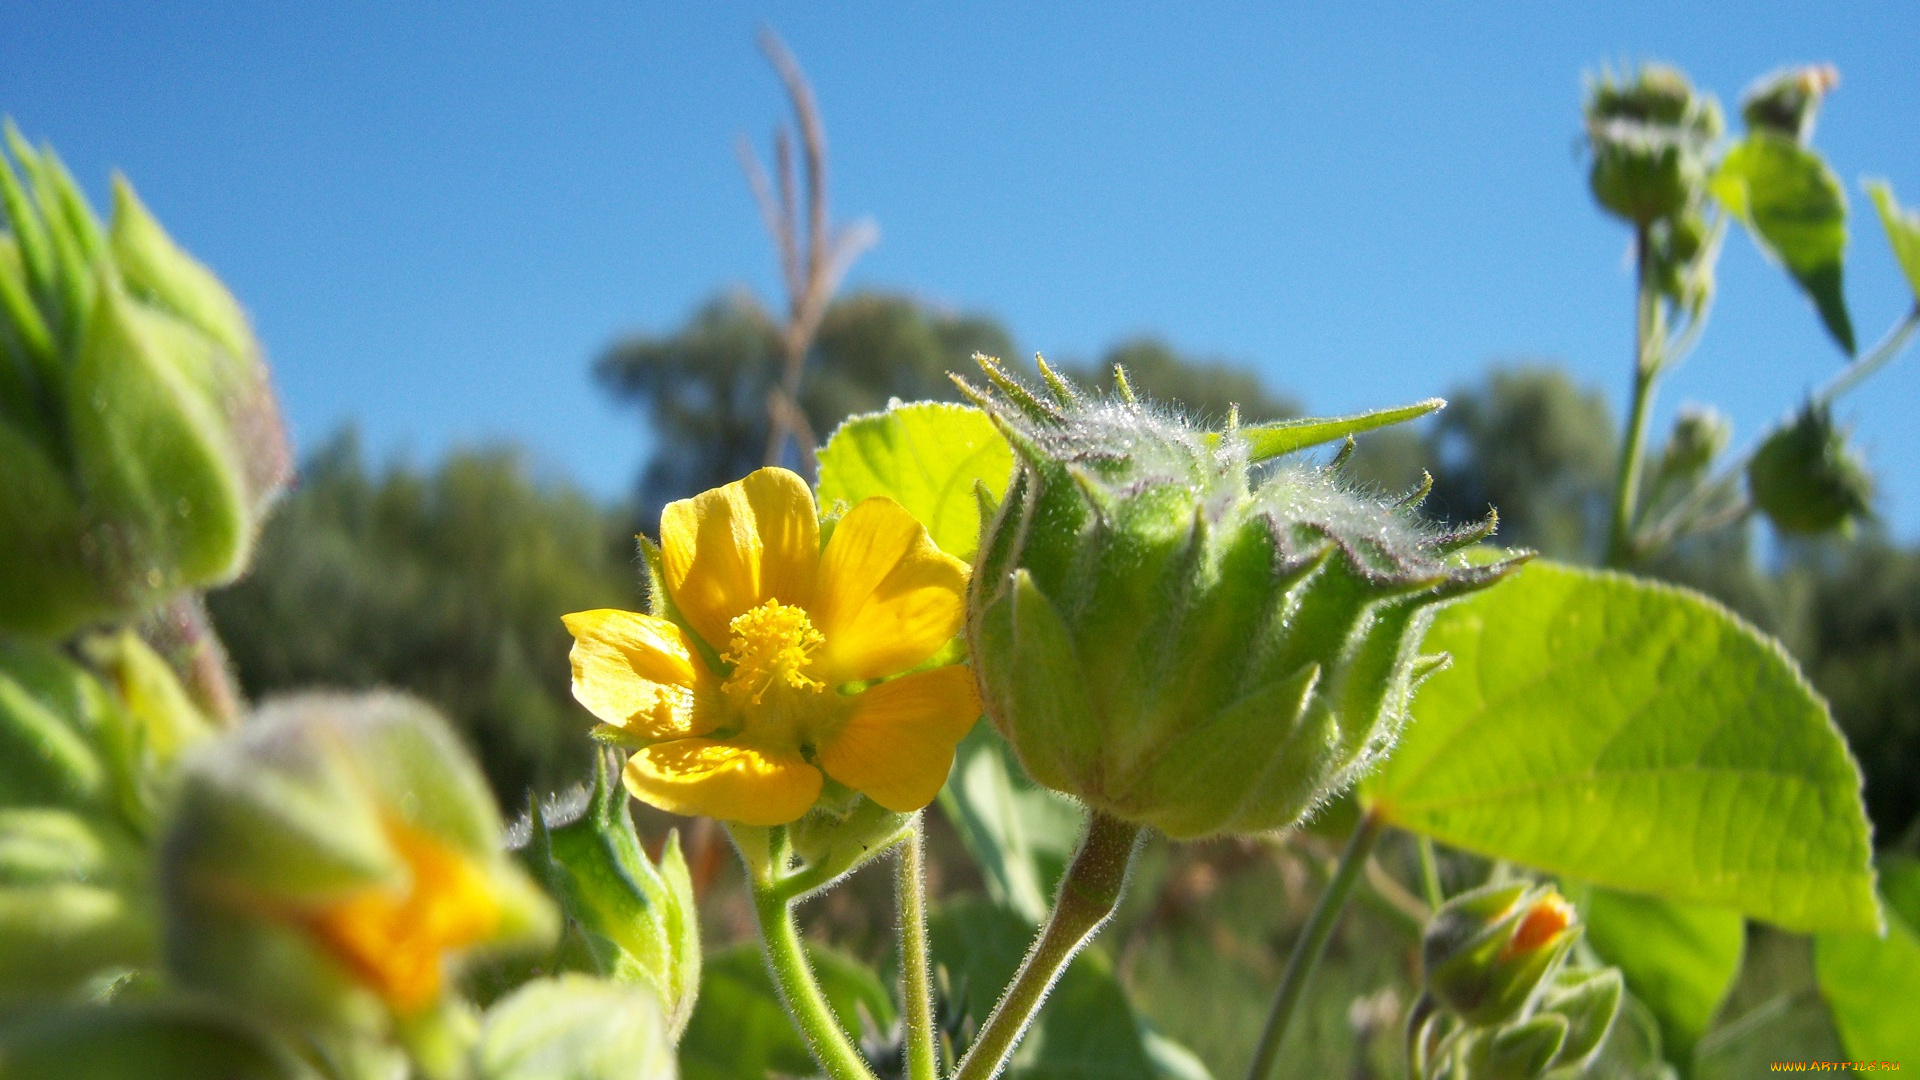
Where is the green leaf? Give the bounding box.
[1363,560,1879,933]
[929,896,1160,1079]
[678,941,892,1080]
[1814,855,1920,1066]
[1218,398,1444,462]
[1581,888,1744,1070]
[476,975,675,1080]
[1865,179,1920,306]
[816,400,1013,559]
[935,725,1082,924]
[1711,133,1855,354]
[0,1005,316,1080]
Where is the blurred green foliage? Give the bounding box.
[206,433,641,807]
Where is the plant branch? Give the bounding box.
[897,817,938,1080]
[950,811,1145,1080]
[751,877,882,1080]
[1416,835,1445,909]
[1244,808,1386,1080]
[1606,225,1663,568]
[1637,301,1920,553]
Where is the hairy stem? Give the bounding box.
[951,811,1144,1080]
[752,879,881,1080]
[1607,225,1663,568]
[1245,809,1386,1080]
[897,817,939,1080]
[1416,834,1445,909]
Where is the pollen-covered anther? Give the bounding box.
[721,600,826,704]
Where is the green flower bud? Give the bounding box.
[1741,65,1839,145]
[1584,65,1722,227]
[1,628,218,834]
[1423,883,1580,1027]
[160,693,558,1037]
[1459,1015,1568,1080]
[0,807,155,1003]
[0,124,289,637]
[960,358,1521,839]
[1747,402,1871,534]
[1645,210,1721,317]
[1644,406,1732,513]
[1536,966,1623,1072]
[518,753,701,1040]
[474,975,677,1080]
[0,635,114,814]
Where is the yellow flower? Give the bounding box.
[299,818,502,1014]
[563,467,980,826]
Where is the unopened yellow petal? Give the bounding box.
[813,497,969,682]
[818,666,981,812]
[659,468,820,650]
[562,609,717,739]
[623,739,823,826]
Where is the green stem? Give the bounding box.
[1607,225,1663,568]
[1245,809,1386,1080]
[1815,302,1920,406]
[1416,835,1445,910]
[1636,302,1920,554]
[752,878,881,1080]
[951,811,1144,1080]
[897,816,938,1080]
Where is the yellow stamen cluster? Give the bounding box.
[721,600,826,704]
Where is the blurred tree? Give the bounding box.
[207,432,640,807]
[595,291,1012,526]
[1424,365,1619,561]
[1800,539,1920,845]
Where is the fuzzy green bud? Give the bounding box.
[1741,65,1839,145]
[1458,1015,1569,1080]
[0,807,155,1002]
[474,975,677,1080]
[0,124,290,637]
[160,693,558,1037]
[1535,966,1623,1072]
[960,358,1521,839]
[1423,883,1581,1027]
[518,754,701,1040]
[1584,65,1722,227]
[1747,402,1871,534]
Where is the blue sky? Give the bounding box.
[6,2,1919,533]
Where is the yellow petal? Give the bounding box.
[623,739,823,826]
[812,497,969,682]
[818,666,981,813]
[562,609,717,739]
[659,467,821,650]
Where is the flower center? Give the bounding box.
[302,819,500,1014]
[721,600,826,705]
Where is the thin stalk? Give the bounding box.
[751,879,882,1080]
[1416,835,1445,910]
[1245,809,1386,1080]
[1607,225,1663,568]
[1815,303,1920,406]
[951,812,1144,1080]
[897,817,938,1080]
[1637,302,1920,553]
